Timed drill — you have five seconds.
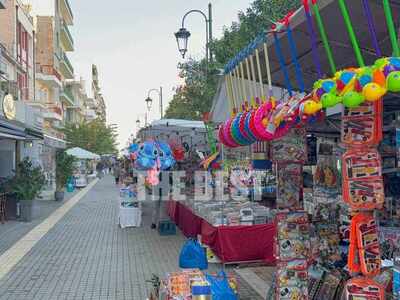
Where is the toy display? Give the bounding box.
[313,142,341,204]
[271,128,307,163]
[276,260,308,300]
[343,277,384,300]
[276,163,302,210]
[275,211,310,300]
[275,212,310,262]
[348,213,381,277]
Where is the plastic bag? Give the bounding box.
[205,271,237,300]
[178,239,208,270]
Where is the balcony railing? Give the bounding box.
[61,21,74,51]
[62,86,74,104]
[60,0,73,24]
[61,52,74,77]
[36,64,62,82]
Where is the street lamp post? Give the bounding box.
[145,87,163,119]
[174,3,213,62]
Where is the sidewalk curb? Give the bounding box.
[0,179,99,281]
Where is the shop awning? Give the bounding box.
[0,117,26,140]
[44,134,66,149]
[66,147,100,160]
[25,128,44,140]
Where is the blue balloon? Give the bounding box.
[341,71,355,84]
[135,141,158,170]
[156,141,175,170]
[389,57,400,68]
[322,80,335,93]
[358,74,372,87]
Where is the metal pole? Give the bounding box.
[159,86,163,118]
[208,3,213,62]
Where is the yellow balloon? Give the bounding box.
[362,82,386,102]
[302,100,323,115]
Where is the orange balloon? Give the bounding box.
[373,70,386,87]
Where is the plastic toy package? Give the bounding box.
[276,163,302,210]
[276,260,309,300]
[343,277,384,300]
[342,149,384,210]
[271,128,307,163]
[275,211,310,262]
[341,100,383,147]
[348,213,381,277]
[313,143,341,204]
[315,224,341,265]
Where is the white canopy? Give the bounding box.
[66,147,100,160]
[139,119,209,152]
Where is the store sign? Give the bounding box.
[3,94,16,120]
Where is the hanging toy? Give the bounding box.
[135,141,159,170]
[156,141,175,170]
[145,159,160,186]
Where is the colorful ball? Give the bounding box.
[362,82,386,102]
[342,91,365,108]
[386,71,400,92]
[321,93,340,108]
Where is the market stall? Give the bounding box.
[210,0,400,298]
[167,200,275,264]
[66,147,100,187]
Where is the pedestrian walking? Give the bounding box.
[114,164,121,185]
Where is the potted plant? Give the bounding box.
[55,150,75,201]
[9,158,45,222]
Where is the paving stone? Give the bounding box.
[0,176,263,299]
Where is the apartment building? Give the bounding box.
[34,0,74,196]
[0,0,44,179]
[65,78,86,124]
[91,64,106,122]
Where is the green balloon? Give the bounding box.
[374,57,387,69]
[342,91,365,108]
[321,93,340,108]
[386,71,400,92]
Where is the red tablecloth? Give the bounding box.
[167,200,276,264]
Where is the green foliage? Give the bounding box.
[213,0,299,65]
[63,120,118,155]
[9,158,45,201]
[55,151,75,192]
[164,59,220,120]
[164,0,299,120]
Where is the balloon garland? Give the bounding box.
[220,56,400,148]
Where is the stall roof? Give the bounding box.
[66,147,100,160]
[226,0,400,92]
[151,119,206,129]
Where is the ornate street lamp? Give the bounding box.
[174,3,213,62]
[145,96,153,111]
[174,28,191,59]
[146,88,163,118]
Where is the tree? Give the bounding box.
[164,59,220,120]
[63,120,118,155]
[164,0,299,120]
[213,0,299,65]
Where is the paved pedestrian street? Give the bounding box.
[0,176,263,300]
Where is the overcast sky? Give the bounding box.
[28,0,253,147]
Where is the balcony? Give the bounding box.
[60,52,74,79]
[60,21,74,52]
[59,0,73,25]
[36,64,62,87]
[43,104,63,121]
[60,86,74,107]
